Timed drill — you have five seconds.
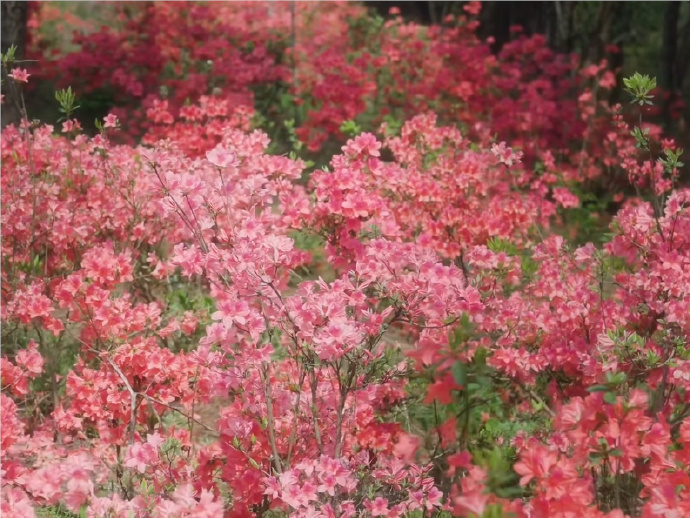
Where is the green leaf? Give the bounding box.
[340,119,362,137]
[452,361,468,387]
[603,392,618,405]
[609,448,623,457]
[587,384,609,393]
[605,371,627,385]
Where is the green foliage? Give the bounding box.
[406,511,455,518]
[630,125,651,151]
[167,284,214,314]
[161,437,183,459]
[623,72,657,106]
[382,114,404,138]
[287,230,336,284]
[558,183,615,246]
[473,446,522,500]
[55,87,80,122]
[449,313,476,354]
[283,118,305,155]
[340,119,362,138]
[658,148,684,173]
[348,10,385,48]
[36,505,83,518]
[1,44,18,65]
[253,80,303,154]
[486,237,520,256]
[290,229,324,252]
[399,335,540,504]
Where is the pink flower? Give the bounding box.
[454,491,489,516]
[552,187,580,209]
[219,414,253,438]
[300,481,319,503]
[365,497,390,517]
[263,476,281,499]
[342,132,381,158]
[124,442,158,473]
[26,467,62,502]
[103,113,119,128]
[62,119,81,133]
[282,483,308,509]
[9,68,30,83]
[491,141,523,166]
[427,487,443,508]
[1,488,36,518]
[15,341,44,376]
[513,445,558,486]
[206,145,238,168]
[318,473,338,496]
[463,1,482,15]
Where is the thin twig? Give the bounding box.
[262,364,283,474]
[104,356,138,444]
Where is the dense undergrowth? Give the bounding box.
[1,2,689,517]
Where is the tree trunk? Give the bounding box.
[478,1,513,54]
[676,5,690,92]
[660,2,680,126]
[583,2,618,65]
[1,0,28,128]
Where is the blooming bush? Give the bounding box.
[28,0,654,172]
[27,1,363,144]
[2,3,690,518]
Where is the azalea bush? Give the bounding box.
[2,2,690,518]
[27,1,364,145]
[27,0,676,237]
[29,1,670,172]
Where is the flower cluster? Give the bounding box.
[2,3,689,518]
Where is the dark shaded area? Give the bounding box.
[1,0,28,127]
[661,2,681,126]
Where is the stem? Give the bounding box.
[309,366,324,454]
[184,194,209,253]
[286,367,307,465]
[145,394,217,436]
[334,359,357,458]
[104,356,138,445]
[188,367,200,456]
[653,364,669,415]
[262,363,283,473]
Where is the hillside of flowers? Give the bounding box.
[1,2,689,517]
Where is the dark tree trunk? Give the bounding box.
[660,2,680,126]
[479,2,561,54]
[1,0,28,128]
[366,1,566,55]
[552,1,576,53]
[1,1,27,58]
[478,1,513,53]
[582,2,625,64]
[677,5,690,92]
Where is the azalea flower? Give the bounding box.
[9,68,30,82]
[491,141,523,166]
[206,144,238,168]
[103,113,119,128]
